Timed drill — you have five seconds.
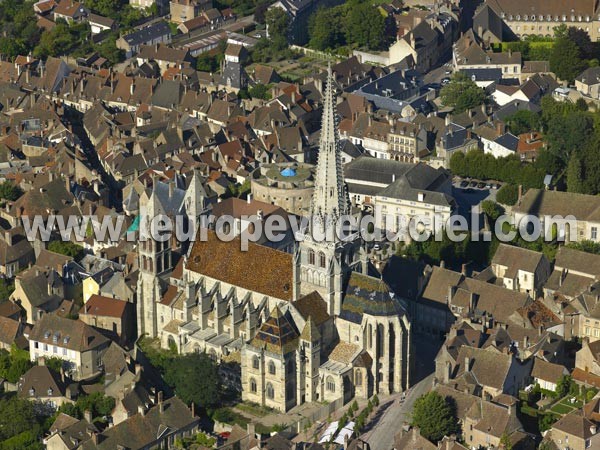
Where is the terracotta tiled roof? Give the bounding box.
[293,291,329,326]
[186,230,293,301]
[0,316,20,346]
[80,295,128,318]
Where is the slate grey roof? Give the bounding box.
[493,100,541,121]
[123,22,171,47]
[494,133,519,151]
[377,177,455,207]
[151,80,184,109]
[461,68,502,82]
[153,180,186,216]
[576,66,600,84]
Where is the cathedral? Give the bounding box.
[136,66,412,412]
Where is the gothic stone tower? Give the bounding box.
[294,64,359,316]
[136,183,175,338]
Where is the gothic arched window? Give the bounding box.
[250,378,257,393]
[252,356,259,369]
[266,383,274,399]
[326,376,335,392]
[319,252,326,268]
[308,249,315,265]
[268,361,276,375]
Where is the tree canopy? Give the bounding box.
[411,391,459,443]
[163,353,221,409]
[549,31,586,83]
[440,73,486,113]
[308,0,388,51]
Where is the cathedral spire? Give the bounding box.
[311,63,347,226]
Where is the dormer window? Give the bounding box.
[29,388,35,396]
[47,388,53,396]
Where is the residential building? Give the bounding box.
[488,243,551,295]
[79,294,135,344]
[576,66,600,99]
[513,189,600,243]
[29,314,110,380]
[116,22,172,58]
[453,30,521,79]
[79,396,200,449]
[544,410,600,450]
[531,357,569,391]
[170,0,212,24]
[17,365,74,409]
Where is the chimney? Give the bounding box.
[469,292,476,313]
[84,409,93,424]
[138,405,146,416]
[444,361,451,383]
[518,184,523,202]
[158,391,164,413]
[464,357,470,372]
[447,285,455,304]
[4,231,11,246]
[247,193,252,204]
[461,263,467,276]
[135,363,141,375]
[591,425,597,435]
[495,121,505,136]
[440,260,445,269]
[60,367,65,383]
[91,432,99,445]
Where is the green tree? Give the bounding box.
[411,392,459,443]
[505,110,540,135]
[543,110,592,164]
[45,357,66,374]
[0,396,38,442]
[576,97,589,111]
[0,279,15,301]
[75,392,116,418]
[481,200,504,222]
[0,181,23,201]
[440,72,486,113]
[344,0,385,50]
[47,241,85,260]
[499,432,513,450]
[265,7,290,49]
[496,184,520,206]
[309,6,345,50]
[566,155,584,193]
[163,353,221,409]
[549,34,585,83]
[196,52,219,72]
[248,83,271,100]
[556,375,574,398]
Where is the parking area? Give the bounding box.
[451,177,502,218]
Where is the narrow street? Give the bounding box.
[362,374,434,450]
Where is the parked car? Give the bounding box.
[469,181,478,187]
[477,182,486,189]
[460,180,469,188]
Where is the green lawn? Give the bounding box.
[550,403,575,415]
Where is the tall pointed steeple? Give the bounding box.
[311,63,347,226]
